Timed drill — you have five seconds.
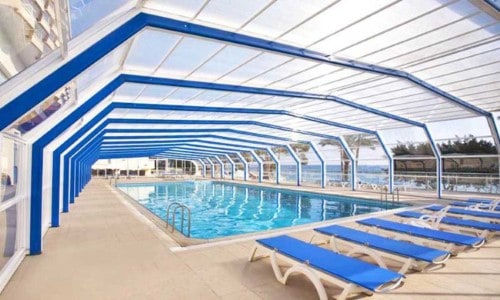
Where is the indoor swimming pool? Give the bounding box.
[117,181,406,240]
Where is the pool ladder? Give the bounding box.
[166,202,191,237]
[380,186,400,203]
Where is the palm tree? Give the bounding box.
[289,143,310,165]
[319,134,378,182]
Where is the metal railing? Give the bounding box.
[166,202,191,237]
[380,186,399,203]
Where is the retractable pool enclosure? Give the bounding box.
[0,0,498,283]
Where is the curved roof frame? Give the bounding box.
[3,11,497,142]
[14,3,499,256]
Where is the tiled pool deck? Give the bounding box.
[1,179,499,299]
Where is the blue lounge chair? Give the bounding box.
[396,210,500,239]
[425,205,500,222]
[312,225,450,274]
[249,235,404,300]
[357,218,485,255]
[467,198,494,204]
[450,200,500,212]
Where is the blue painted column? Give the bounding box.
[206,157,215,179]
[225,155,236,180]
[236,152,248,181]
[309,142,326,188]
[249,150,263,183]
[198,159,206,177]
[266,148,280,185]
[285,145,301,186]
[423,125,442,199]
[376,132,394,193]
[338,137,356,191]
[214,156,225,179]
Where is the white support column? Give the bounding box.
[198,159,206,177]
[266,148,280,185]
[423,125,443,199]
[376,132,394,193]
[309,142,326,188]
[249,150,263,183]
[214,156,224,179]
[338,137,356,191]
[225,154,235,180]
[285,145,301,186]
[236,152,248,181]
[206,157,215,179]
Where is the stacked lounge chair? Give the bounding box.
[449,199,500,211]
[396,210,500,239]
[357,217,484,254]
[424,204,500,223]
[311,225,450,274]
[249,202,496,299]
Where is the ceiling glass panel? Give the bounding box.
[156,37,224,78]
[69,0,132,37]
[123,30,180,72]
[196,0,272,30]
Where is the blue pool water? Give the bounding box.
[117,181,406,239]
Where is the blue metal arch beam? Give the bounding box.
[100,139,274,151]
[103,128,309,143]
[2,12,491,132]
[122,74,424,128]
[109,101,374,134]
[100,141,268,153]
[101,135,283,147]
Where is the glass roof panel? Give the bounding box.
[196,0,272,30]
[241,0,332,39]
[144,0,207,19]
[156,37,225,78]
[76,43,128,93]
[378,21,499,69]
[69,0,132,37]
[310,0,448,53]
[245,59,317,87]
[280,0,396,47]
[335,0,473,60]
[219,53,291,84]
[123,30,181,72]
[138,85,178,101]
[113,83,145,100]
[189,45,261,81]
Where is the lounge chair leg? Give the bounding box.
[398,258,414,274]
[269,251,329,300]
[249,244,268,262]
[346,245,387,270]
[336,283,355,300]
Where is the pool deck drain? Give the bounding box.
[1,178,499,299]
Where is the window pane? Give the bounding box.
[0,206,18,271]
[0,1,68,85]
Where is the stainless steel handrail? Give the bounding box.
[166,202,191,237]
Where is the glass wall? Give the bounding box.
[272,146,297,185]
[0,134,25,277]
[254,150,276,183]
[380,126,437,194]
[428,117,499,195]
[228,154,244,180]
[317,141,351,189]
[344,134,389,191]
